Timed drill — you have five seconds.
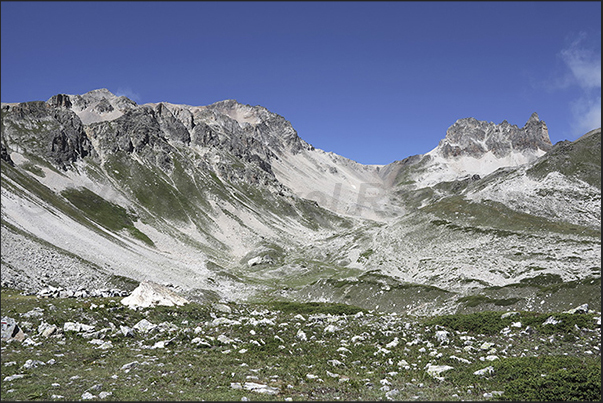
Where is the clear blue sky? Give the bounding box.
[2,1,601,165]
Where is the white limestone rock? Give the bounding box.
[120,281,189,309]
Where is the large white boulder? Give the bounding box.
[120,281,189,309]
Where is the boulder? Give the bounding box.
[63,322,81,332]
[543,316,561,326]
[213,303,232,314]
[38,323,58,338]
[435,330,450,344]
[231,382,280,395]
[1,317,25,341]
[247,255,273,267]
[564,304,590,314]
[120,281,189,309]
[474,366,494,376]
[21,359,46,369]
[425,364,454,377]
[120,325,135,337]
[132,319,157,333]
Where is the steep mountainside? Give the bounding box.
[1,89,600,314]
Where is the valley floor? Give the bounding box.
[1,289,601,401]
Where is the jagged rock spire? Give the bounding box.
[436,113,552,159]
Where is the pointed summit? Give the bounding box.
[527,112,540,124]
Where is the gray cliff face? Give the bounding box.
[68,88,137,112]
[190,99,310,158]
[438,112,552,159]
[1,101,93,170]
[154,103,191,145]
[2,89,308,187]
[86,106,180,174]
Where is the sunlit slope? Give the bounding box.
[295,130,600,314]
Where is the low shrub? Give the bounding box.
[495,356,601,401]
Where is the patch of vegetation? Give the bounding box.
[424,311,512,334]
[489,275,601,294]
[430,218,519,238]
[263,301,365,316]
[103,153,191,223]
[458,295,521,308]
[2,161,156,249]
[107,274,140,292]
[19,161,45,177]
[423,196,600,238]
[295,273,454,315]
[527,128,601,188]
[425,310,599,336]
[494,356,601,401]
[60,187,154,247]
[519,272,563,287]
[356,248,374,263]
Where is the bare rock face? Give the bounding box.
[438,112,552,159]
[154,103,191,144]
[1,101,94,170]
[120,281,190,309]
[47,93,72,109]
[1,142,14,165]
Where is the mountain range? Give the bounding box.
[1,89,600,315]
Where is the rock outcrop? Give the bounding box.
[1,100,94,170]
[121,281,190,309]
[437,112,551,159]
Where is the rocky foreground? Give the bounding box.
[1,285,601,401]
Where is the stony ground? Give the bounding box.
[1,289,601,401]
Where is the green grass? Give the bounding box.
[422,196,600,238]
[356,248,374,263]
[1,288,600,401]
[60,187,154,247]
[261,301,365,316]
[106,275,140,293]
[19,161,45,177]
[494,356,601,401]
[2,160,155,248]
[424,310,600,336]
[457,295,521,308]
[527,128,601,188]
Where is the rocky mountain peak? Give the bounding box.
[81,88,116,100]
[435,113,552,159]
[205,99,271,127]
[527,111,540,123]
[47,89,138,125]
[195,99,309,155]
